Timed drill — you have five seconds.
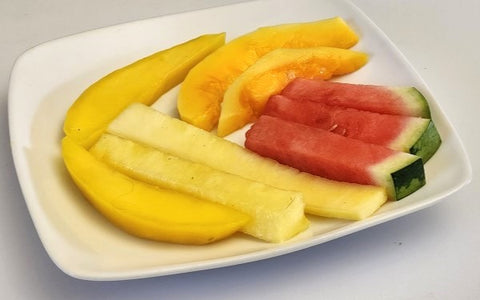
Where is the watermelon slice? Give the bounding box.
[245,115,426,200]
[264,95,441,162]
[281,78,431,118]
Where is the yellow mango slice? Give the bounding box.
[91,134,308,242]
[64,33,225,148]
[108,104,387,220]
[177,17,359,132]
[61,136,249,245]
[217,47,368,136]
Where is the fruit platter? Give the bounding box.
[8,0,471,280]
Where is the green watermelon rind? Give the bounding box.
[409,120,442,163]
[391,157,426,200]
[389,118,441,163]
[370,152,426,200]
[391,87,431,118]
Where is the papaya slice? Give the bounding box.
[217,47,368,136]
[61,136,249,245]
[177,17,360,132]
[63,33,225,148]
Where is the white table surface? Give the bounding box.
[1,0,479,299]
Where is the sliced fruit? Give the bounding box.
[178,17,360,132]
[63,33,225,148]
[90,134,308,243]
[264,95,441,162]
[245,115,426,200]
[281,78,431,118]
[107,103,387,220]
[61,136,249,245]
[217,47,368,136]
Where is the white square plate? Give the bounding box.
[8,0,471,281]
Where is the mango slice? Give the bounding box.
[64,33,225,148]
[91,134,308,243]
[217,47,369,136]
[61,136,249,245]
[108,104,387,220]
[177,17,359,132]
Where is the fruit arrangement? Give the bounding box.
[61,17,441,245]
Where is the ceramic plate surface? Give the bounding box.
[8,0,471,280]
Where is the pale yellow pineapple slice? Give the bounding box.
[90,133,308,243]
[107,103,388,220]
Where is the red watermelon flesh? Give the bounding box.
[245,115,425,199]
[281,78,431,118]
[264,94,413,150]
[245,115,391,185]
